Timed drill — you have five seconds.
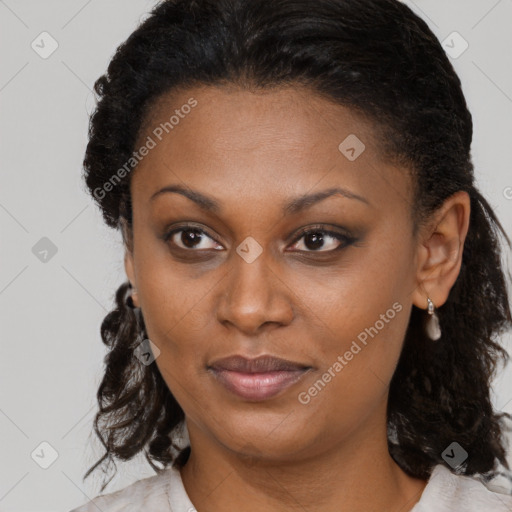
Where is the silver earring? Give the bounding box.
[425,297,441,341]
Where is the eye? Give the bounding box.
[288,226,355,253]
[164,224,355,254]
[165,226,223,251]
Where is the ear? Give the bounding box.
[411,191,471,311]
[122,218,140,308]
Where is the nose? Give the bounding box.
[215,246,294,335]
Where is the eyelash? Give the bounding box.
[291,226,356,253]
[163,224,356,254]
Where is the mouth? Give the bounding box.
[207,355,313,401]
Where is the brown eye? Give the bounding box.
[165,227,223,251]
[177,228,203,249]
[289,228,355,253]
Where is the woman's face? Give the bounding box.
[125,84,420,461]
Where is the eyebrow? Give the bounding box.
[150,184,370,214]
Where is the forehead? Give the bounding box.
[131,84,412,215]
[138,84,380,156]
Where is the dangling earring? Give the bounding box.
[425,297,441,341]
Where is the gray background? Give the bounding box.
[0,1,511,510]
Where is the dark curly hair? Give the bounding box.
[82,0,512,491]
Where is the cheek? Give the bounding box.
[132,226,216,346]
[289,234,413,405]
[139,275,214,359]
[291,233,413,343]
[294,299,409,434]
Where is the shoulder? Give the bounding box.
[413,464,512,512]
[69,467,175,512]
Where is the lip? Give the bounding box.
[208,355,312,401]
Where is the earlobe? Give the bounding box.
[411,191,471,311]
[122,217,138,300]
[124,250,139,308]
[124,250,135,284]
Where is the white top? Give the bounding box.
[70,461,512,512]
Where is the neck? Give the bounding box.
[179,410,428,512]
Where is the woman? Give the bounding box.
[70,0,512,510]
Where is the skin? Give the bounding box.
[124,84,470,512]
